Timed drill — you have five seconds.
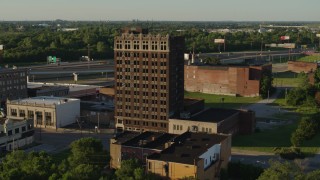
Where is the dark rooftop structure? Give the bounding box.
[112,131,141,144]
[121,27,148,34]
[187,108,239,123]
[183,98,203,107]
[148,132,228,165]
[113,131,178,150]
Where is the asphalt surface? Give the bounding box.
[26,128,114,154]
[246,87,288,118]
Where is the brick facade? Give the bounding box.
[184,64,271,97]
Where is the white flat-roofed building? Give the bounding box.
[0,116,34,152]
[6,96,80,129]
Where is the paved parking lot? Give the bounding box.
[26,128,114,154]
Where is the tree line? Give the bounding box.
[0,21,319,63]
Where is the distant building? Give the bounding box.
[28,85,69,97]
[28,82,100,100]
[0,68,28,108]
[147,132,231,180]
[0,117,34,152]
[169,108,255,135]
[170,98,256,135]
[184,64,272,97]
[80,101,114,127]
[114,28,185,132]
[6,96,80,129]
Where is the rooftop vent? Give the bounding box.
[180,111,191,119]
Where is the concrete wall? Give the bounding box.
[110,139,122,169]
[288,61,318,73]
[184,65,270,97]
[56,99,80,128]
[199,144,220,169]
[168,119,217,134]
[7,99,80,129]
[147,160,197,179]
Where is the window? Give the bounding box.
[22,126,26,132]
[124,40,131,49]
[133,41,139,50]
[11,109,17,116]
[8,130,12,136]
[142,41,148,50]
[19,110,25,117]
[15,128,19,134]
[28,110,34,119]
[151,41,157,50]
[36,111,43,125]
[45,112,53,126]
[160,42,167,50]
[148,162,152,170]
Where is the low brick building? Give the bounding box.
[109,131,178,169]
[147,132,231,180]
[110,131,231,179]
[170,98,256,135]
[169,108,255,135]
[287,61,318,73]
[184,64,272,97]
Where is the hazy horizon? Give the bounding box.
[0,0,319,21]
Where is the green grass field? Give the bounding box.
[297,55,320,63]
[232,123,320,154]
[273,71,303,87]
[233,89,320,154]
[184,91,261,109]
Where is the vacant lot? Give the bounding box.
[297,55,320,63]
[184,91,260,109]
[273,71,303,87]
[233,89,320,154]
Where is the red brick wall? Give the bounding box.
[122,146,160,164]
[288,61,318,73]
[184,65,266,97]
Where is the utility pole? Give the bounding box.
[224,35,226,52]
[87,44,90,60]
[97,112,100,131]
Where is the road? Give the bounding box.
[246,87,287,118]
[25,60,115,75]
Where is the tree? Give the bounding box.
[260,70,273,99]
[68,137,106,168]
[0,151,55,180]
[115,159,160,180]
[221,161,263,180]
[314,68,320,90]
[96,41,106,52]
[291,114,320,147]
[115,159,141,180]
[203,56,220,65]
[258,160,301,180]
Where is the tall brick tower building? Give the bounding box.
[114,28,184,132]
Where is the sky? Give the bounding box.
[0,0,319,21]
